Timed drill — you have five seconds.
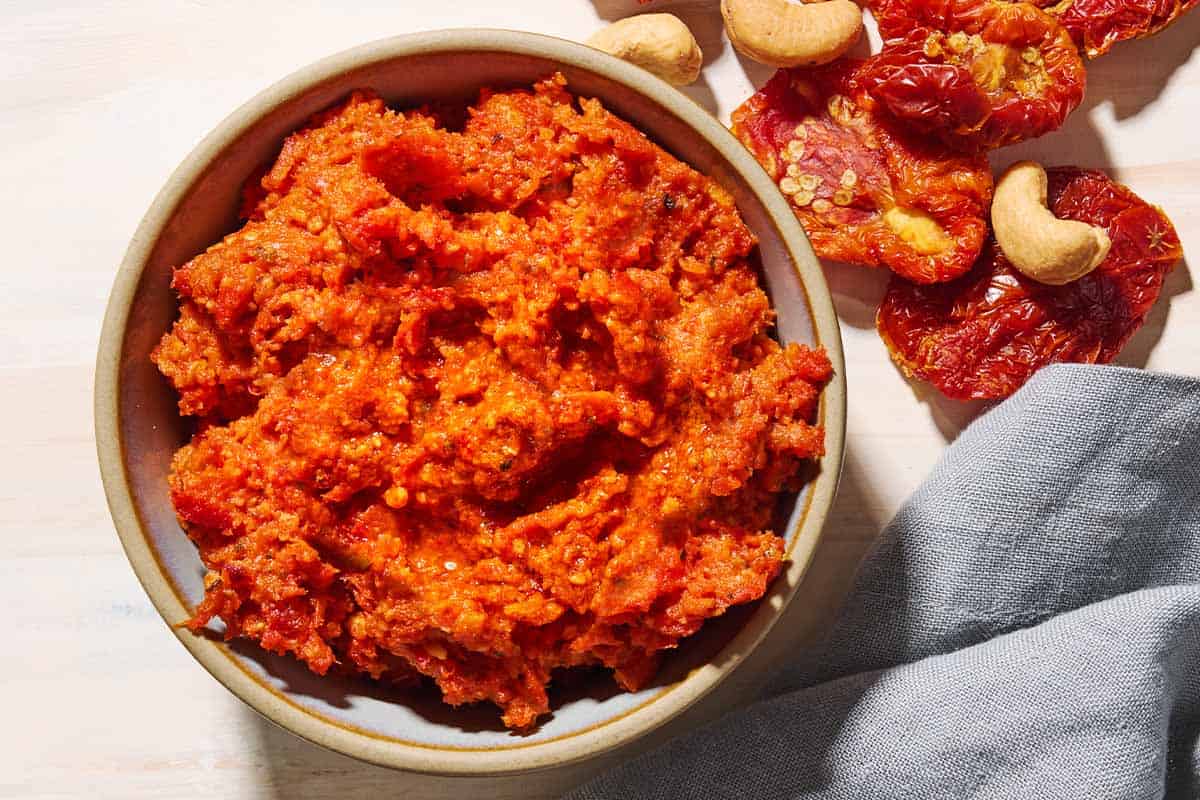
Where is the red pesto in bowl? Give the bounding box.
[152,74,831,729]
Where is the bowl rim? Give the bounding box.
[95,27,846,777]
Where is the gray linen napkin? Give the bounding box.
[566,364,1200,800]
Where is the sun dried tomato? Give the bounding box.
[864,0,1086,150]
[878,168,1182,400]
[730,63,992,284]
[1034,0,1199,57]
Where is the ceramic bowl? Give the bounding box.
[95,28,846,776]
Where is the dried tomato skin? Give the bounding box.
[731,63,992,284]
[863,61,991,133]
[865,0,1086,150]
[878,168,1183,400]
[1036,0,1199,57]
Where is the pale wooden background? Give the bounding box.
[2,2,1196,798]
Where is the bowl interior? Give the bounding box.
[103,31,843,772]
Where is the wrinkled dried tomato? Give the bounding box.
[864,0,1086,150]
[731,63,992,284]
[1035,0,1199,57]
[878,168,1182,400]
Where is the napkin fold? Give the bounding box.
[566,364,1200,800]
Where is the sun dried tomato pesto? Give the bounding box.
[153,76,831,728]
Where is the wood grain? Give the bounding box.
[1,1,1196,797]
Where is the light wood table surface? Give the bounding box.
[3,2,1196,798]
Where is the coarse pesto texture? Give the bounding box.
[153,75,831,728]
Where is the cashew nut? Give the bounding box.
[721,0,864,68]
[992,161,1112,285]
[586,14,703,86]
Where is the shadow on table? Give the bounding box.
[585,0,729,115]
[1085,13,1200,122]
[820,258,889,332]
[1116,257,1194,371]
[247,707,616,800]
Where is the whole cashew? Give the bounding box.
[992,161,1112,285]
[721,0,864,68]
[586,14,703,86]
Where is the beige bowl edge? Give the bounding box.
[94,28,847,776]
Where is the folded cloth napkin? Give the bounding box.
[566,364,1200,800]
